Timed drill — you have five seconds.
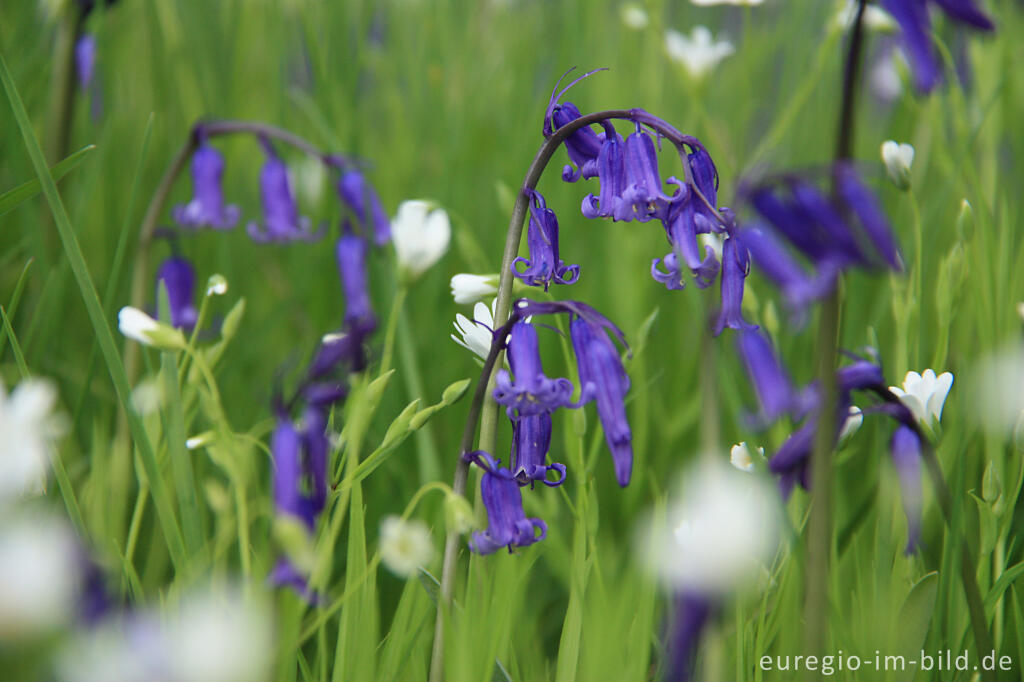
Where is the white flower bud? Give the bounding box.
[118,307,185,350]
[205,274,228,297]
[379,516,434,578]
[450,273,498,305]
[881,140,914,190]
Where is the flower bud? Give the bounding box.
[392,200,451,281]
[881,140,914,190]
[118,307,186,350]
[450,273,498,305]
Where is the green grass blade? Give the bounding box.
[0,49,187,572]
[0,143,96,217]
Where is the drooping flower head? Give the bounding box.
[155,256,199,330]
[171,140,240,230]
[543,67,609,182]
[247,147,318,243]
[879,0,994,93]
[513,190,580,290]
[493,321,575,418]
[74,34,96,91]
[737,164,901,315]
[335,233,377,345]
[463,451,547,555]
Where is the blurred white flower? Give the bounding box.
[379,516,434,578]
[834,0,896,31]
[291,155,327,207]
[881,140,914,190]
[641,460,782,594]
[205,274,228,297]
[620,3,649,29]
[0,379,66,500]
[664,26,735,79]
[451,300,497,360]
[1016,302,1024,323]
[699,232,725,261]
[130,378,163,416]
[839,405,864,441]
[0,512,80,640]
[450,273,498,304]
[889,369,953,427]
[58,586,273,682]
[969,347,1024,435]
[393,200,451,280]
[691,0,763,6]
[871,50,904,102]
[729,442,763,473]
[118,307,185,350]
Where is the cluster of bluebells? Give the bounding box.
[463,299,633,555]
[534,70,754,336]
[147,122,391,600]
[735,163,902,317]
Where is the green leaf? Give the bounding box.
[984,560,1024,616]
[895,571,938,678]
[417,567,441,607]
[0,144,96,217]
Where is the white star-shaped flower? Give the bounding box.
[664,26,735,79]
[889,369,953,426]
[451,300,497,361]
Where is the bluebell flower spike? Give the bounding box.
[512,190,581,290]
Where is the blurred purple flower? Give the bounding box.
[666,592,712,682]
[155,256,198,329]
[171,143,240,230]
[74,34,96,91]
[247,152,318,243]
[337,169,390,246]
[890,425,923,553]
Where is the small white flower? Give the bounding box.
[291,155,327,207]
[450,273,498,305]
[969,347,1024,435]
[0,379,66,501]
[881,140,914,190]
[451,300,496,361]
[690,0,763,6]
[889,369,953,427]
[870,50,904,102]
[641,460,781,594]
[620,3,649,29]
[392,200,451,280]
[0,512,80,640]
[206,274,228,297]
[699,232,725,261]
[729,442,763,473]
[839,405,864,441]
[834,0,896,32]
[664,26,735,79]
[379,516,434,578]
[117,307,185,350]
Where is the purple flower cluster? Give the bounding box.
[736,164,902,317]
[736,329,924,552]
[881,0,993,92]
[537,70,754,337]
[464,299,633,555]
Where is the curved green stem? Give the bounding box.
[428,105,711,682]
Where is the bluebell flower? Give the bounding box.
[74,34,96,91]
[308,329,367,379]
[171,142,240,230]
[463,451,547,554]
[735,329,803,424]
[651,186,721,291]
[581,121,627,220]
[616,126,676,222]
[247,151,319,243]
[271,417,316,529]
[711,237,757,335]
[890,425,923,553]
[155,256,199,329]
[570,315,633,486]
[493,321,575,418]
[509,412,566,487]
[880,0,993,92]
[337,169,391,246]
[300,406,330,519]
[268,559,323,605]
[335,234,377,341]
[512,190,580,290]
[543,68,609,182]
[666,592,713,682]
